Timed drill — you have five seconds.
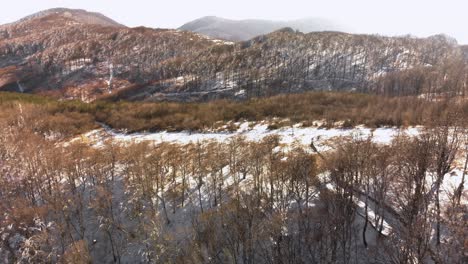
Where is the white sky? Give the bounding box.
[1,0,467,43]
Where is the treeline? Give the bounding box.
[1,91,467,136]
[0,104,466,263]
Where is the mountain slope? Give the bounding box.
[0,8,217,101]
[104,29,463,102]
[179,16,344,41]
[0,9,466,102]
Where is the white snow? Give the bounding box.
[440,168,467,205]
[356,200,393,236]
[235,89,246,96]
[211,39,235,45]
[79,122,422,153]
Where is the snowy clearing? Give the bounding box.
[74,122,466,208]
[79,122,422,151]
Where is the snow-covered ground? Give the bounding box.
[74,122,466,207]
[436,168,467,205]
[79,122,421,151]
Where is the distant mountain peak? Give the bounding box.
[12,8,125,28]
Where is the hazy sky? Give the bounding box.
[2,0,468,43]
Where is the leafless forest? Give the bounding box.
[0,7,467,264]
[0,95,466,263]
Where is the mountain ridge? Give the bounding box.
[0,8,125,29]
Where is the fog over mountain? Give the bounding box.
[179,16,345,41]
[2,1,468,43]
